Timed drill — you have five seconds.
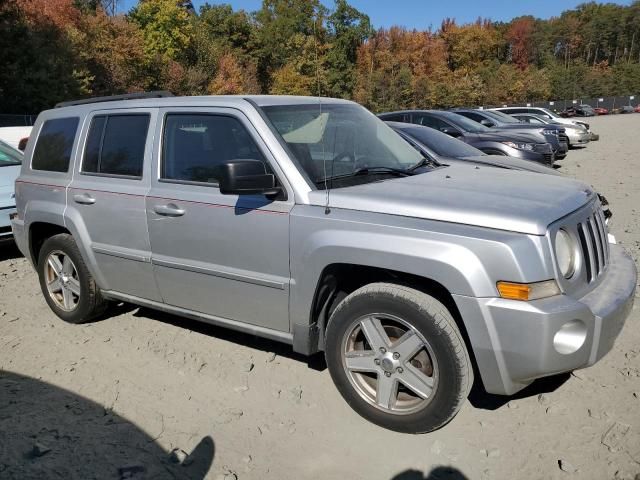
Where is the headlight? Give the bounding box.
[555,229,576,278]
[542,129,557,136]
[502,141,534,151]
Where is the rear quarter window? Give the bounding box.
[32,117,79,172]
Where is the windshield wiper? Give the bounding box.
[316,166,413,184]
[408,157,441,171]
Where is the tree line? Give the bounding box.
[1,0,639,114]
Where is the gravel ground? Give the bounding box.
[1,114,639,480]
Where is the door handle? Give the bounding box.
[154,204,185,217]
[73,193,96,205]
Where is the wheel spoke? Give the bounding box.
[344,351,378,373]
[376,374,398,409]
[360,317,390,351]
[62,255,74,275]
[48,255,63,274]
[392,330,424,360]
[62,287,74,309]
[397,364,434,399]
[67,278,81,296]
[48,278,63,293]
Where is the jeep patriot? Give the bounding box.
[12,93,637,433]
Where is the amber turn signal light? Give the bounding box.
[497,280,560,301]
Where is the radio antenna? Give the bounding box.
[313,10,330,215]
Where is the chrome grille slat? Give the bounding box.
[588,218,603,274]
[574,205,609,284]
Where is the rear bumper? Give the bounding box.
[10,218,29,259]
[454,244,636,395]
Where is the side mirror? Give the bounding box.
[480,119,494,127]
[441,127,462,138]
[216,160,281,196]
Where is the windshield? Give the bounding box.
[401,125,485,158]
[0,141,22,166]
[483,110,521,124]
[262,103,424,187]
[437,111,490,133]
[540,108,561,119]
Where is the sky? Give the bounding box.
[120,0,633,29]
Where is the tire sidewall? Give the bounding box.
[37,234,97,324]
[325,287,468,433]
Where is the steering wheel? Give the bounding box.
[332,151,355,164]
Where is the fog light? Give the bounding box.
[553,320,587,355]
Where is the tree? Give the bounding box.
[325,0,372,98]
[128,0,193,63]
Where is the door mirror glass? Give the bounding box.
[217,160,281,196]
[480,119,494,127]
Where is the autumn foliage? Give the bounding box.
[1,0,640,114]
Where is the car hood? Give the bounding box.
[307,165,593,235]
[451,155,561,175]
[473,130,543,143]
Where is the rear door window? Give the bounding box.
[82,114,149,178]
[32,117,79,172]
[413,114,451,131]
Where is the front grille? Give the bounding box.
[543,153,553,163]
[559,134,570,144]
[576,207,609,283]
[533,143,552,154]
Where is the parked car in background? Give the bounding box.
[614,106,635,114]
[635,105,640,113]
[510,113,591,147]
[492,107,592,132]
[0,139,22,242]
[13,93,636,434]
[378,110,555,165]
[386,121,557,175]
[388,121,612,223]
[451,109,568,159]
[0,126,32,151]
[593,107,609,115]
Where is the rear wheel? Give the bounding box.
[325,283,473,433]
[37,234,107,324]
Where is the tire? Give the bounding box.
[325,283,473,434]
[37,233,107,324]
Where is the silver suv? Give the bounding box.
[12,93,637,434]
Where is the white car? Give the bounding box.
[0,126,33,151]
[491,107,590,130]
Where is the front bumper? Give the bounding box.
[453,244,636,395]
[1,206,17,240]
[567,131,591,145]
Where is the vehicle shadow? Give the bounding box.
[468,372,571,410]
[0,241,23,262]
[392,467,469,479]
[131,306,328,371]
[0,370,215,479]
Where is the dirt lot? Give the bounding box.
[1,114,639,480]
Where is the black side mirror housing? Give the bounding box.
[441,127,462,138]
[480,119,494,127]
[217,160,281,196]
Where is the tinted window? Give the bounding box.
[401,126,485,158]
[162,114,267,184]
[456,111,486,123]
[379,113,407,122]
[32,117,79,172]
[82,115,149,177]
[413,114,451,131]
[0,141,22,166]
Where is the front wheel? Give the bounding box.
[325,283,473,434]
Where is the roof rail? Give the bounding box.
[54,91,174,109]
